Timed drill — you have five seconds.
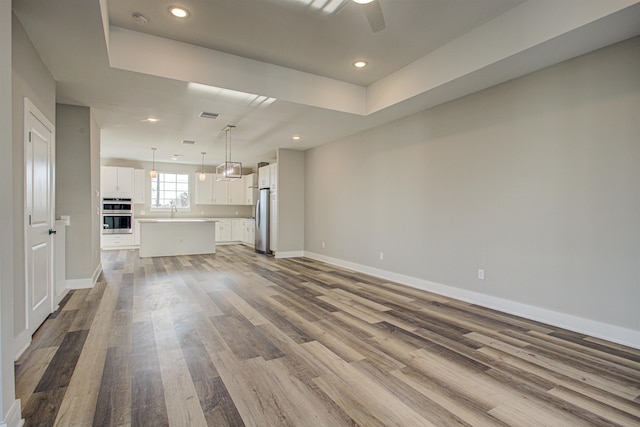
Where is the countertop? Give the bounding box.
[138,218,218,223]
[137,217,254,223]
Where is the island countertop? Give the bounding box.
[138,217,220,223]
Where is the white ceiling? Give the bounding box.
[12,0,640,169]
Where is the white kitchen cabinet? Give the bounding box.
[101,166,134,198]
[231,219,244,241]
[101,233,135,249]
[243,219,255,247]
[258,165,270,189]
[134,169,146,204]
[244,173,256,205]
[134,219,141,245]
[269,163,278,191]
[213,175,229,205]
[228,178,245,205]
[194,172,214,205]
[215,219,232,242]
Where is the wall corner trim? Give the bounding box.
[274,251,305,259]
[66,263,102,290]
[303,251,640,350]
[0,399,24,427]
[13,330,31,361]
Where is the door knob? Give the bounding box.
[48,229,57,235]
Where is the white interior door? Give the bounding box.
[25,99,55,335]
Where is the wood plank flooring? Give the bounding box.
[15,245,640,426]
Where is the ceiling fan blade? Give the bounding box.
[363,0,385,32]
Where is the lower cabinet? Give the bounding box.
[243,219,255,247]
[101,233,135,249]
[231,219,244,242]
[215,219,232,243]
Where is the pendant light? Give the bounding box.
[199,152,206,181]
[216,125,242,181]
[149,147,157,178]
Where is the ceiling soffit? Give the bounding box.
[101,0,640,117]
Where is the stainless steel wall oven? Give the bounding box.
[102,198,133,234]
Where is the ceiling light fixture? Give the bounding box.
[353,60,368,68]
[216,125,242,181]
[353,0,374,3]
[169,6,189,18]
[146,117,159,122]
[199,152,207,181]
[292,135,301,141]
[150,147,157,178]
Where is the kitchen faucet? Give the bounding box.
[170,202,177,218]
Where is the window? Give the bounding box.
[151,172,190,209]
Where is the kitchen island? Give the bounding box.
[138,218,217,257]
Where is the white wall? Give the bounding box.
[305,36,640,344]
[11,12,56,343]
[1,2,17,425]
[276,149,305,255]
[56,104,101,281]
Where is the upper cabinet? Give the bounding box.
[269,163,278,191]
[194,172,215,205]
[101,166,134,198]
[195,173,256,206]
[243,173,257,205]
[133,169,146,204]
[213,175,230,205]
[228,178,245,205]
[258,165,270,189]
[258,163,277,190]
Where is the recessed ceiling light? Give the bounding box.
[292,135,301,141]
[169,6,189,18]
[145,117,159,122]
[353,0,374,4]
[353,60,368,69]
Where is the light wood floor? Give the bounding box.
[15,245,640,426]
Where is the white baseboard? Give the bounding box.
[0,399,24,427]
[304,251,640,350]
[13,329,31,360]
[66,263,102,290]
[275,250,304,259]
[56,288,70,306]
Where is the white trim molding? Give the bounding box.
[13,329,31,361]
[66,263,102,290]
[304,251,640,350]
[274,251,304,259]
[0,399,24,427]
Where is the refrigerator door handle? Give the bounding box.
[255,199,260,228]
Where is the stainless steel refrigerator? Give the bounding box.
[255,188,270,254]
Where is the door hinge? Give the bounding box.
[28,131,32,142]
[28,214,32,225]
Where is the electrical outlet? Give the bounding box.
[478,269,485,280]
[322,241,326,248]
[379,252,384,260]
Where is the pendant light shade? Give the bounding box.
[149,147,157,178]
[216,125,242,181]
[199,152,206,181]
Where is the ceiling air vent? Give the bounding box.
[182,140,195,145]
[199,112,219,119]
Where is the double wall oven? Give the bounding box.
[102,198,132,234]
